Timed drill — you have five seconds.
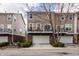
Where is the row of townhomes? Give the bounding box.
[0,13,26,44]
[27,12,79,45]
[0,11,79,45]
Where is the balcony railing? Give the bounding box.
[28,28,74,34]
[28,28,53,33]
[0,28,12,34]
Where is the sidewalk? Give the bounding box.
[24,44,79,49]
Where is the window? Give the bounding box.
[7,15,12,21]
[19,29,22,33]
[36,23,41,31]
[0,24,4,32]
[7,24,12,33]
[29,13,32,18]
[29,23,33,31]
[60,14,65,21]
[61,17,64,20]
[65,27,71,31]
[69,15,73,20]
[7,24,12,29]
[45,24,51,31]
[7,29,12,33]
[13,15,16,21]
[7,15,16,21]
[65,24,72,32]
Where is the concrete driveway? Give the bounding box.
[0,45,79,56]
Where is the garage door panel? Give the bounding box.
[60,36,73,44]
[0,36,8,42]
[33,36,49,44]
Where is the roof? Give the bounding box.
[0,12,22,15]
[26,11,79,14]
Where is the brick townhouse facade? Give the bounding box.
[27,12,79,45]
[0,13,26,43]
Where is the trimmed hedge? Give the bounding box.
[0,42,9,47]
[50,40,65,47]
[19,40,32,48]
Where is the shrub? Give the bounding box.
[19,40,32,47]
[0,42,9,47]
[51,42,65,47]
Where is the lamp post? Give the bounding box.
[74,14,78,44]
[11,14,14,45]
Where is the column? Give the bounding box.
[74,14,78,44]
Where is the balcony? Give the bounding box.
[28,28,53,33]
[0,28,12,34]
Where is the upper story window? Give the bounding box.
[65,24,73,32]
[29,23,33,31]
[19,28,22,33]
[0,24,4,31]
[28,12,32,18]
[36,23,41,31]
[13,15,16,21]
[7,15,16,21]
[7,24,12,33]
[7,15,12,21]
[44,24,51,31]
[7,24,12,29]
[60,14,65,21]
[69,14,73,20]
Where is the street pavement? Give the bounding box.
[0,45,79,56]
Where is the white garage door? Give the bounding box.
[0,36,8,42]
[60,36,73,44]
[33,36,49,45]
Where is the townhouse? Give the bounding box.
[0,13,26,43]
[27,11,79,45]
